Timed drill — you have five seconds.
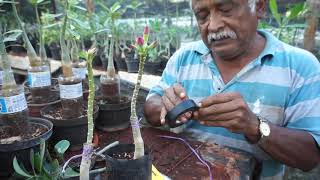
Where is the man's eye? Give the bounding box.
[196,13,209,21]
[220,4,233,14]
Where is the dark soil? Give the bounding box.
[111,151,134,160]
[0,110,29,137]
[100,81,120,104]
[0,122,46,144]
[42,100,88,120]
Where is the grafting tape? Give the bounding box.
[165,99,199,128]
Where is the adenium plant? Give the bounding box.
[130,26,157,159]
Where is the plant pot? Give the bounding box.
[104,143,152,180]
[40,103,99,151]
[144,61,161,75]
[95,96,131,132]
[115,56,127,72]
[0,118,53,177]
[26,90,61,117]
[125,59,139,73]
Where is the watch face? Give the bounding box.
[260,122,270,136]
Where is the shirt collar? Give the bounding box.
[193,29,282,64]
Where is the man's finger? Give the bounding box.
[200,92,239,107]
[165,87,183,106]
[160,106,167,125]
[173,83,187,99]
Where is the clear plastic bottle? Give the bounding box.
[0,85,29,136]
[28,64,51,104]
[58,75,83,119]
[72,60,87,80]
[100,72,120,103]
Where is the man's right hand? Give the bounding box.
[160,83,192,125]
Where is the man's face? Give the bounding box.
[192,0,260,60]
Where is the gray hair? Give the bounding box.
[189,0,258,13]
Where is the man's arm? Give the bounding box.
[248,122,320,171]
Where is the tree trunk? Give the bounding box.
[303,0,320,53]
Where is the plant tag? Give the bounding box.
[72,67,87,80]
[28,71,51,88]
[59,82,82,99]
[0,71,3,85]
[0,93,28,114]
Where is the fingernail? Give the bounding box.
[180,92,185,98]
[198,103,202,107]
[161,119,165,125]
[181,117,187,122]
[200,121,205,125]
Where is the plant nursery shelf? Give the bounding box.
[98,127,259,180]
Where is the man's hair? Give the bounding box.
[189,0,258,13]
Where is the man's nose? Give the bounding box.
[207,14,224,32]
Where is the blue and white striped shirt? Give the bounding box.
[148,30,320,179]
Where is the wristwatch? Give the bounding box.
[256,115,271,145]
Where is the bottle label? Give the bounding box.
[60,82,83,99]
[72,67,87,80]
[28,71,51,88]
[0,93,28,114]
[0,71,3,85]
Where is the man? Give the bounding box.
[144,0,320,179]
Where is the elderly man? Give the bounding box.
[144,0,320,179]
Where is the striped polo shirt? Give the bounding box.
[147,30,320,179]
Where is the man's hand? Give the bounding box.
[160,83,192,125]
[193,92,260,140]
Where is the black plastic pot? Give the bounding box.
[104,144,152,180]
[115,56,127,71]
[125,59,139,73]
[49,43,61,60]
[26,90,61,117]
[0,118,53,177]
[95,96,131,132]
[144,61,161,75]
[40,103,99,151]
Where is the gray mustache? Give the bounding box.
[208,31,237,43]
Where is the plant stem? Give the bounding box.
[0,30,16,93]
[60,1,72,77]
[106,37,115,78]
[36,4,49,68]
[130,54,146,159]
[80,49,95,180]
[12,1,41,67]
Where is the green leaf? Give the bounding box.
[13,157,33,178]
[63,167,79,178]
[34,153,41,173]
[79,51,88,60]
[29,149,36,175]
[74,5,87,11]
[39,139,46,174]
[269,0,282,26]
[285,3,305,21]
[54,140,70,155]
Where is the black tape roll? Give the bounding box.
[165,99,199,128]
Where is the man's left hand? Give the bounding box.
[193,92,260,140]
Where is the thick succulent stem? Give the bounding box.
[12,2,41,67]
[130,54,146,159]
[0,30,16,94]
[80,48,95,180]
[60,1,72,77]
[106,37,115,79]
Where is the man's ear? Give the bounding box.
[256,0,267,19]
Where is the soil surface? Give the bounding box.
[97,127,256,180]
[0,123,47,144]
[41,102,89,120]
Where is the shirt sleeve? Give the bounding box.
[146,50,181,100]
[284,53,320,147]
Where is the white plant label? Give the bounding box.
[28,71,51,88]
[72,67,87,80]
[0,71,3,85]
[60,82,83,99]
[0,93,28,114]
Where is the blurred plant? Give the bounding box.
[269,0,307,43]
[13,139,75,179]
[130,26,157,159]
